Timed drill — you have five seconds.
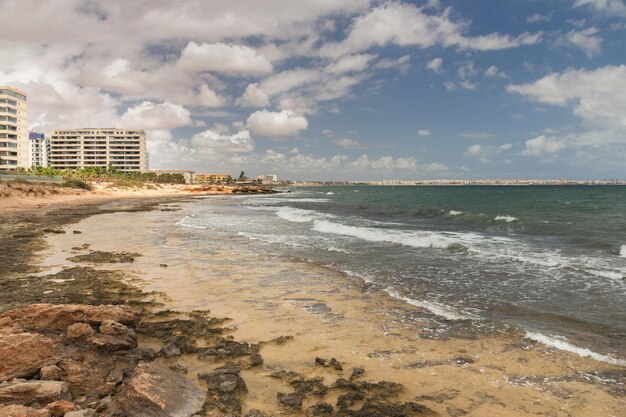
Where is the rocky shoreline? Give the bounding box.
[0,198,438,417]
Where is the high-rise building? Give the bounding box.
[49,129,148,172]
[29,132,50,167]
[0,86,28,169]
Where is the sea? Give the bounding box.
[176,185,626,366]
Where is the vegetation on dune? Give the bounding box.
[26,165,186,185]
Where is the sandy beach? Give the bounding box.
[0,192,623,417]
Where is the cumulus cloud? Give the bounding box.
[121,101,191,130]
[334,137,361,149]
[417,129,431,136]
[178,42,273,75]
[527,13,552,24]
[562,27,603,56]
[325,54,376,74]
[190,128,255,153]
[236,83,271,107]
[521,135,567,156]
[246,109,308,138]
[464,143,512,163]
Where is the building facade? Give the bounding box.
[49,129,148,172]
[195,173,232,184]
[0,86,28,169]
[151,170,195,184]
[29,132,50,167]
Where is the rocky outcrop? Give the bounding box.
[114,362,205,417]
[0,380,70,406]
[1,304,135,332]
[0,404,51,417]
[0,333,58,381]
[198,362,248,415]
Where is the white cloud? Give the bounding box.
[459,80,477,90]
[121,101,191,130]
[484,65,509,79]
[459,132,493,139]
[320,2,541,58]
[190,129,255,153]
[178,42,273,75]
[236,83,271,107]
[325,54,376,74]
[464,143,512,163]
[527,13,552,24]
[563,27,603,57]
[521,135,567,156]
[259,69,321,96]
[374,55,411,73]
[417,129,431,136]
[507,65,626,131]
[573,0,626,16]
[246,109,308,138]
[334,137,361,149]
[427,58,443,73]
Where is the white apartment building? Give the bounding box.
[29,132,49,167]
[0,86,28,169]
[49,129,148,172]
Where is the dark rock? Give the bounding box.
[415,389,460,404]
[198,362,247,415]
[276,392,303,411]
[0,380,71,406]
[160,342,181,358]
[337,391,365,409]
[329,358,343,371]
[315,357,326,367]
[310,401,334,416]
[338,401,437,416]
[350,368,365,380]
[68,251,140,264]
[450,356,474,365]
[72,231,82,234]
[244,410,270,417]
[169,364,188,375]
[197,339,251,360]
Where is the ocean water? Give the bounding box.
[177,186,626,365]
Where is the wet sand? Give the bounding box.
[27,197,626,417]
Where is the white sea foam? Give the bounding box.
[495,215,518,223]
[525,331,626,366]
[449,210,463,216]
[326,191,335,195]
[384,288,472,321]
[176,216,207,229]
[621,245,626,258]
[275,207,334,223]
[312,219,482,250]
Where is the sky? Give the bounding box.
[1,0,625,180]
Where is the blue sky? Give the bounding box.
[1,0,625,180]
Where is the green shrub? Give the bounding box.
[61,178,93,191]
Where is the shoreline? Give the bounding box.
[1,196,625,416]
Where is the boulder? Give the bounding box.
[44,400,75,417]
[1,304,134,332]
[198,362,247,414]
[0,380,70,406]
[116,362,205,417]
[277,392,304,411]
[39,366,62,382]
[0,405,50,417]
[0,333,58,382]
[66,323,94,340]
[90,321,137,352]
[64,410,95,417]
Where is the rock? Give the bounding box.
[0,405,51,416]
[160,342,181,358]
[310,401,334,416]
[197,339,251,360]
[91,321,137,351]
[45,400,75,417]
[39,366,62,382]
[66,323,95,340]
[276,392,303,411]
[328,358,343,371]
[198,362,247,414]
[1,304,135,332]
[64,410,95,417]
[116,362,204,417]
[0,333,58,382]
[314,357,326,367]
[244,410,270,417]
[0,381,71,406]
[72,231,82,234]
[350,368,365,380]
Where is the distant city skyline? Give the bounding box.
[1,0,625,180]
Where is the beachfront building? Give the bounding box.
[151,169,195,184]
[29,132,50,167]
[195,173,232,184]
[257,174,279,184]
[0,86,28,169]
[49,129,148,173]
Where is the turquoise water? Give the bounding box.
[178,186,626,364]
